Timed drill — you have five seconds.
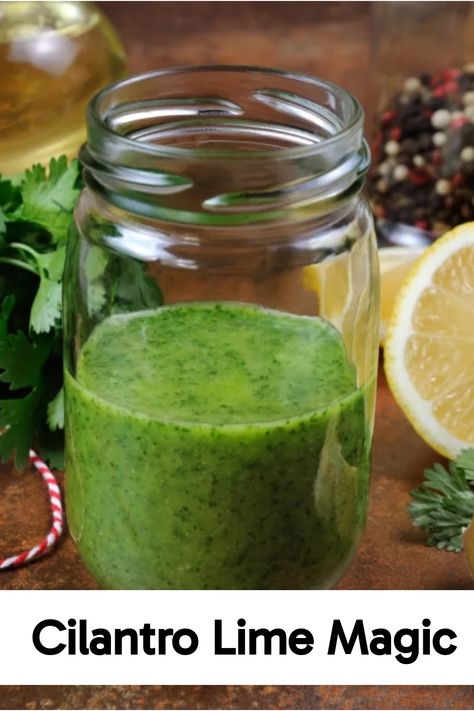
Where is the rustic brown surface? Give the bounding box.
[0,684,473,711]
[1,2,473,708]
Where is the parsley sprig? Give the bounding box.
[408,448,474,552]
[0,157,80,469]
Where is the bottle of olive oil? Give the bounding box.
[0,1,126,175]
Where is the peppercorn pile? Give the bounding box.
[371,66,474,237]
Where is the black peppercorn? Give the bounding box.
[370,67,474,237]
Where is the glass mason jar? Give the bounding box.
[64,66,380,590]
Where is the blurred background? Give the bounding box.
[4,1,474,170]
[98,1,474,129]
[4,1,474,236]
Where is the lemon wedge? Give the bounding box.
[304,246,423,345]
[302,240,379,382]
[303,252,351,332]
[379,247,424,342]
[384,223,474,459]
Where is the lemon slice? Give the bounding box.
[384,223,474,459]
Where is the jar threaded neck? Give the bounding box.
[82,65,369,225]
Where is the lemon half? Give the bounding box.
[384,224,474,458]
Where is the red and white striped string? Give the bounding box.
[0,449,64,570]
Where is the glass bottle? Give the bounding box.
[63,66,380,590]
[0,1,125,175]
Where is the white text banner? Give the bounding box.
[0,590,472,685]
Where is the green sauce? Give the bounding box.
[65,302,372,589]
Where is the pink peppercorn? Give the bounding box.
[430,72,443,87]
[433,81,458,97]
[445,80,459,94]
[410,169,431,186]
[432,149,442,166]
[381,111,395,126]
[451,115,468,129]
[390,127,402,141]
[415,219,429,230]
[443,68,461,80]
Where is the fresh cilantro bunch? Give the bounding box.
[0,156,81,469]
[408,448,474,552]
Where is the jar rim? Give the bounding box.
[88,64,364,162]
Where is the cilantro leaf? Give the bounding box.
[30,276,62,333]
[36,246,66,281]
[0,295,15,340]
[47,387,64,431]
[0,387,46,469]
[84,246,163,318]
[0,154,166,470]
[0,331,51,467]
[5,243,66,333]
[0,330,50,390]
[110,258,163,313]
[0,208,6,237]
[408,451,474,552]
[30,245,67,333]
[13,157,80,242]
[37,424,65,470]
[0,156,79,468]
[84,245,108,316]
[457,448,474,482]
[0,178,21,212]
